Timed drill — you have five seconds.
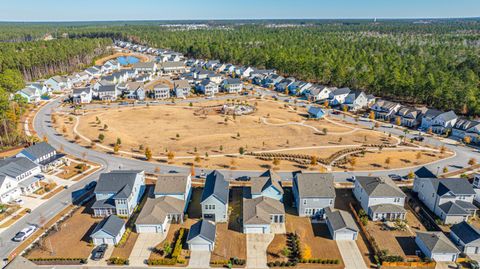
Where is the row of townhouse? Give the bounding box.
[0,142,64,203]
[371,99,480,140]
[115,40,185,62]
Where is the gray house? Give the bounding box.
[243,196,285,234]
[353,176,406,221]
[17,142,64,172]
[92,170,146,217]
[450,221,480,255]
[90,215,126,246]
[371,100,401,121]
[135,174,191,233]
[415,231,460,262]
[325,207,359,241]
[344,90,368,111]
[292,173,335,219]
[413,178,477,224]
[200,170,229,222]
[187,219,216,251]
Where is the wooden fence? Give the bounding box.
[382,261,436,267]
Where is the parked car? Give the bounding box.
[347,176,357,182]
[236,176,250,181]
[388,174,402,181]
[331,110,340,115]
[12,225,36,242]
[119,101,129,105]
[382,124,394,128]
[14,199,24,206]
[412,136,425,142]
[91,244,108,261]
[198,172,207,179]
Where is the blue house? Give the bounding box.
[308,106,325,119]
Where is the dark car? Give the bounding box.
[236,176,251,181]
[412,136,425,142]
[331,110,340,115]
[388,174,402,181]
[91,244,108,261]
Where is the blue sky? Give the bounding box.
[1,0,479,21]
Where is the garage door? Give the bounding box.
[432,254,455,262]
[190,244,211,251]
[335,231,356,241]
[245,227,265,234]
[137,225,158,233]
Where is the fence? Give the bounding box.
[382,261,436,267]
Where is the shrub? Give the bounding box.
[108,257,129,265]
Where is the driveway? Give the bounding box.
[435,262,458,269]
[246,233,274,269]
[337,240,368,269]
[188,250,211,268]
[88,245,114,266]
[129,233,166,266]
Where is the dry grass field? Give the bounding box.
[54,98,450,171]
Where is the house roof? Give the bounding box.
[437,111,457,122]
[331,87,351,96]
[414,166,437,179]
[294,173,335,198]
[224,78,242,85]
[20,142,56,160]
[97,85,117,93]
[94,170,142,198]
[416,231,459,254]
[73,87,91,95]
[136,196,185,225]
[370,204,407,214]
[374,99,400,110]
[356,176,406,198]
[325,207,358,232]
[132,62,156,69]
[250,169,283,196]
[308,106,324,116]
[450,221,480,245]
[243,196,285,225]
[19,87,38,97]
[160,62,184,68]
[0,157,39,179]
[173,80,190,89]
[432,178,476,196]
[91,215,125,238]
[187,219,216,244]
[154,174,189,194]
[201,170,229,204]
[454,119,480,131]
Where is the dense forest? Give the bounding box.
[0,36,110,149]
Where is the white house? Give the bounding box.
[91,215,126,246]
[243,196,285,234]
[371,100,402,121]
[328,87,351,106]
[173,80,191,98]
[222,78,243,94]
[325,207,359,241]
[430,111,458,134]
[17,142,63,172]
[186,219,216,252]
[152,84,171,99]
[197,79,219,96]
[450,221,480,255]
[353,176,406,221]
[200,170,229,222]
[72,88,92,104]
[415,231,460,262]
[292,173,335,219]
[17,86,41,103]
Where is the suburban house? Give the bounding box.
[328,87,351,106]
[152,84,171,99]
[413,177,477,224]
[186,219,216,252]
[248,169,284,201]
[305,85,333,102]
[132,62,157,73]
[353,176,407,221]
[197,79,219,96]
[17,142,64,172]
[103,59,121,72]
[344,90,368,111]
[325,207,359,241]
[292,173,335,219]
[414,166,437,179]
[243,196,285,234]
[160,62,186,74]
[208,74,223,84]
[27,82,48,95]
[420,109,443,131]
[17,86,41,103]
[85,67,102,78]
[222,78,243,94]
[307,106,325,119]
[396,106,425,127]
[430,110,458,134]
[90,215,126,246]
[118,82,145,100]
[450,221,480,255]
[173,80,191,98]
[135,74,152,83]
[72,88,93,104]
[96,84,119,101]
[44,76,70,91]
[452,119,480,144]
[415,231,460,262]
[135,174,192,234]
[371,100,402,121]
[92,170,146,217]
[200,170,229,222]
[0,157,42,202]
[205,60,221,70]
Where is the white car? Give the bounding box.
[14,199,24,205]
[13,225,36,242]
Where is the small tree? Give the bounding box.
[323,128,328,135]
[385,157,391,168]
[190,165,195,177]
[145,147,152,161]
[43,135,48,143]
[443,167,449,173]
[98,133,105,142]
[272,158,280,167]
[338,137,343,143]
[408,171,415,179]
[176,133,180,140]
[62,126,67,133]
[154,166,161,173]
[440,144,446,155]
[113,143,120,154]
[194,154,201,163]
[464,136,472,144]
[237,132,240,138]
[323,100,329,108]
[416,152,422,163]
[189,102,193,107]
[219,145,223,152]
[468,158,477,166]
[167,151,175,162]
[116,137,122,145]
[230,158,237,169]
[310,156,317,166]
[349,157,357,167]
[74,134,80,141]
[239,147,245,155]
[103,124,108,130]
[395,116,401,126]
[205,152,209,159]
[369,111,375,120]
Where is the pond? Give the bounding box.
[117,56,140,66]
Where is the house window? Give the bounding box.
[394,198,400,203]
[303,199,307,205]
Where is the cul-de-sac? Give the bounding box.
[0,2,480,269]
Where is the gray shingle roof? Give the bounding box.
[136,196,185,225]
[201,170,229,204]
[416,231,459,254]
[325,207,358,232]
[97,84,117,93]
[20,142,56,160]
[94,170,142,198]
[437,111,457,122]
[250,169,283,196]
[294,173,335,198]
[356,176,406,198]
[154,174,189,195]
[92,215,125,238]
[224,78,242,85]
[414,166,437,179]
[0,157,39,178]
[187,219,216,243]
[243,196,285,225]
[433,178,476,196]
[450,221,480,245]
[370,204,406,214]
[332,87,351,96]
